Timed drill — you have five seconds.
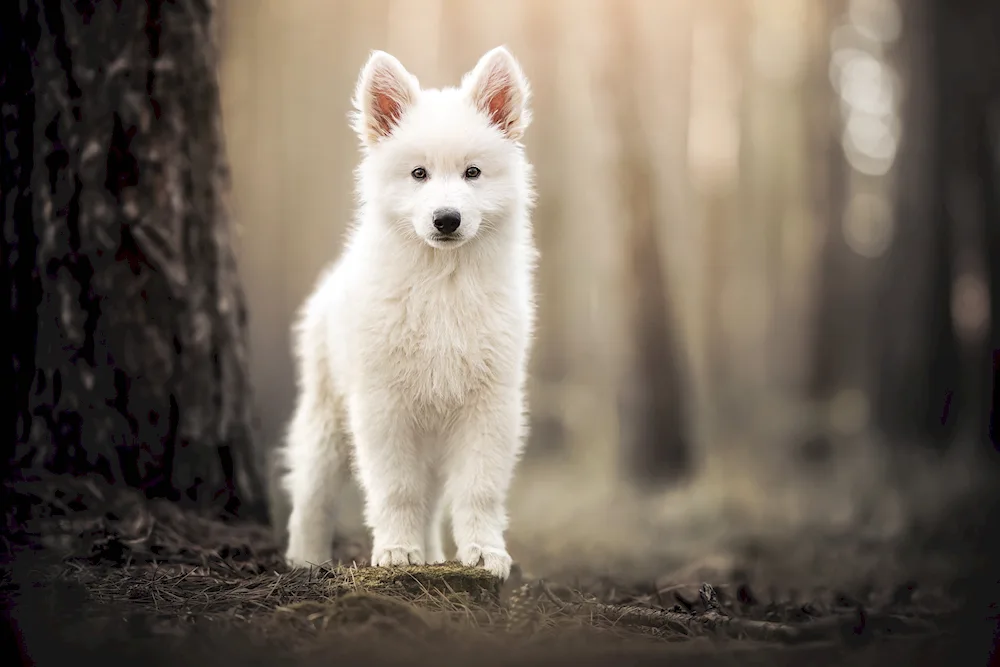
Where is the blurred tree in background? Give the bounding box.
[879,0,1000,452]
[607,0,692,485]
[809,0,1000,453]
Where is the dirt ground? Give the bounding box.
[2,465,998,667]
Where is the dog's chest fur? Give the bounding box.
[358,263,522,411]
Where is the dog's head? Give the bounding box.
[351,47,532,250]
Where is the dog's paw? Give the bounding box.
[372,545,425,567]
[457,543,512,580]
[426,547,447,564]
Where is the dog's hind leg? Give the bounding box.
[283,310,347,569]
[424,489,448,564]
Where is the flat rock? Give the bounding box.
[328,563,503,604]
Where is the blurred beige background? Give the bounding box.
[215,0,990,573]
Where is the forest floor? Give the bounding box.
[2,470,998,667]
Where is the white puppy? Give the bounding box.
[281,46,536,580]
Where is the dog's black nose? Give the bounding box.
[432,208,461,234]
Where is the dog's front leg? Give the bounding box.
[349,393,429,567]
[445,390,522,580]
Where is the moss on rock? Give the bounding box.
[327,563,502,605]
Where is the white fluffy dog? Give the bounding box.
[281,46,536,580]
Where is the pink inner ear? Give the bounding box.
[375,91,402,134]
[486,85,510,132]
[371,74,406,137]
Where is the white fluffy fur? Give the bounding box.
[281,47,536,580]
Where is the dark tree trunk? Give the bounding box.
[967,17,1000,453]
[873,0,1000,452]
[1,0,264,521]
[984,110,1000,450]
[869,0,955,448]
[607,0,692,485]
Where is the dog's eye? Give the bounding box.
[411,167,428,181]
[464,166,481,180]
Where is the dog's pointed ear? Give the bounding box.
[462,46,531,141]
[351,51,420,146]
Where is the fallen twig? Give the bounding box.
[541,581,938,644]
[589,601,832,642]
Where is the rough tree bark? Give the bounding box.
[607,0,692,485]
[1,0,264,520]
